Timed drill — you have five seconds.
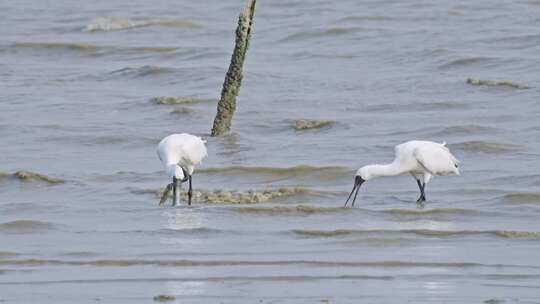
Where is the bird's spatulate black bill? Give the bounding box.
[344,176,364,207]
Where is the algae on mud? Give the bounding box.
[174,187,311,204]
[0,171,64,184]
[293,119,335,131]
[137,187,317,204]
[169,107,193,115]
[152,295,176,302]
[152,96,215,105]
[466,77,529,89]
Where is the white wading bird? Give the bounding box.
[157,133,207,206]
[345,140,460,207]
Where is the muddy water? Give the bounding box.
[1,0,540,303]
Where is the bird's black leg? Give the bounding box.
[188,175,193,206]
[416,179,426,203]
[172,176,179,206]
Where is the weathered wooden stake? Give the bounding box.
[211,0,256,136]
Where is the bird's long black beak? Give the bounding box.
[344,176,365,207]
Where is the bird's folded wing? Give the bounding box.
[413,145,459,175]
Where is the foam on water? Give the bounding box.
[84,17,198,32]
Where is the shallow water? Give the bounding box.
[1,0,540,303]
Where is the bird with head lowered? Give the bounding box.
[157,133,207,206]
[345,140,460,207]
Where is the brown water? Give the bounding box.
[1,0,540,303]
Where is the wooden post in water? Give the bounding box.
[211,0,256,136]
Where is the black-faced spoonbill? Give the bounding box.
[157,133,207,206]
[345,140,460,207]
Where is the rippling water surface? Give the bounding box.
[1,0,540,303]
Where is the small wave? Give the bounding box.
[159,227,228,235]
[0,220,54,234]
[61,251,100,257]
[501,192,540,204]
[0,275,394,285]
[382,208,480,216]
[0,171,64,184]
[108,65,175,78]
[13,42,99,51]
[0,258,492,268]
[431,125,500,136]
[438,57,495,70]
[293,119,335,131]
[362,101,468,113]
[121,46,179,53]
[170,107,194,115]
[199,165,350,176]
[151,96,216,105]
[113,227,230,237]
[453,141,521,154]
[466,78,529,89]
[234,205,345,216]
[11,42,179,56]
[338,15,395,22]
[84,17,198,32]
[0,252,18,257]
[44,134,133,147]
[197,165,352,183]
[279,27,373,42]
[291,229,540,239]
[291,50,359,60]
[135,187,321,204]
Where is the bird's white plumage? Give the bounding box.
[345,140,460,206]
[412,142,459,176]
[157,133,207,178]
[358,140,459,184]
